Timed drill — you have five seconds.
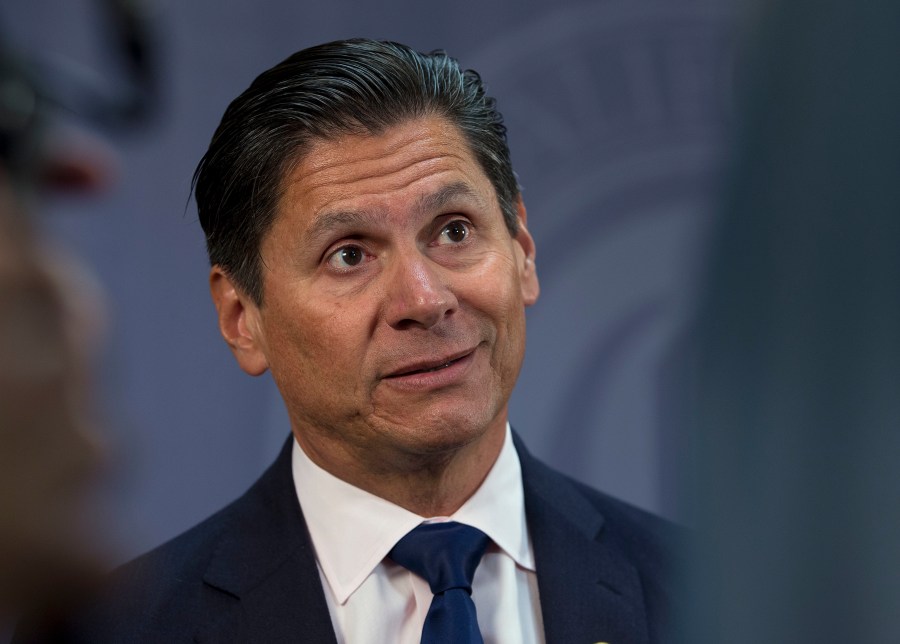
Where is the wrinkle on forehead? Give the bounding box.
[298,120,454,176]
[309,156,466,204]
[285,117,477,198]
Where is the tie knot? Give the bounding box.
[389,522,490,595]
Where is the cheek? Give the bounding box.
[458,251,528,361]
[263,295,372,403]
[464,248,524,313]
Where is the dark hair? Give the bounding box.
[193,38,520,305]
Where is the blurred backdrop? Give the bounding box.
[2,0,737,558]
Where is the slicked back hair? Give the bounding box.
[192,38,520,305]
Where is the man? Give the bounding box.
[54,39,679,643]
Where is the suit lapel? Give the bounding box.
[516,435,650,644]
[195,438,337,644]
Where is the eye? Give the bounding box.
[326,244,367,270]
[437,220,470,245]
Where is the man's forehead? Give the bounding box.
[276,117,496,230]
[287,118,477,193]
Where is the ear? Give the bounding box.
[513,197,540,307]
[209,266,269,376]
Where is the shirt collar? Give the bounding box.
[291,423,534,605]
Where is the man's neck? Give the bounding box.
[291,417,508,517]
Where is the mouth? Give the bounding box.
[385,348,476,379]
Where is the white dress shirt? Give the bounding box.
[291,424,545,644]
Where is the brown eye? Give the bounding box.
[327,245,366,269]
[340,247,362,265]
[438,221,469,245]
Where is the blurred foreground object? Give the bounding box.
[684,0,900,641]
[0,0,155,622]
[0,181,105,617]
[1,0,156,188]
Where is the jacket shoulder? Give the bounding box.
[120,492,243,596]
[516,434,684,560]
[17,476,268,644]
[569,475,686,573]
[75,494,249,642]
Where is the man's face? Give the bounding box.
[216,116,538,467]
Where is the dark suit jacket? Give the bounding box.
[28,434,681,643]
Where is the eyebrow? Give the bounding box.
[416,181,487,215]
[303,181,487,248]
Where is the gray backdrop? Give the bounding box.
[4,0,735,557]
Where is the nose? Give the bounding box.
[383,250,457,330]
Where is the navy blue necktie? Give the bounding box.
[389,521,491,644]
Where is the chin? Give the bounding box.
[376,398,505,456]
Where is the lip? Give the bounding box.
[382,347,478,390]
[385,347,476,378]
